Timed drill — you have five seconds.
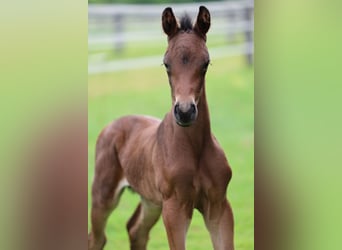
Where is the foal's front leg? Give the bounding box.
[203,198,234,250]
[162,197,193,250]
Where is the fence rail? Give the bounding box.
[88,1,254,74]
[89,1,253,16]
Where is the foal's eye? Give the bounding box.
[164,63,171,76]
[202,60,210,72]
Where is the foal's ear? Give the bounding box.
[194,6,211,39]
[162,7,179,38]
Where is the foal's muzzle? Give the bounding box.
[174,102,198,127]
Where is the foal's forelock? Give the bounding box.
[179,14,193,32]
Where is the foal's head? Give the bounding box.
[162,6,211,127]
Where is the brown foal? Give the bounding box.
[88,6,234,250]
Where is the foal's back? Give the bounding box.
[97,115,160,154]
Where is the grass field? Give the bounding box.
[88,55,254,249]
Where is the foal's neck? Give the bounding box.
[170,88,212,153]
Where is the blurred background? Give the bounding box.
[88,0,254,249]
[88,0,253,74]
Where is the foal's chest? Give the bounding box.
[159,154,231,206]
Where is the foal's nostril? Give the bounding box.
[190,103,196,113]
[174,103,180,116]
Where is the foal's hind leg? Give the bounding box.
[88,148,126,250]
[127,198,162,250]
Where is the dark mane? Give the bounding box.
[179,14,193,32]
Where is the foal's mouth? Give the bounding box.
[175,119,193,127]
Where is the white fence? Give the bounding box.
[88,1,254,74]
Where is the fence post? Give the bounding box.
[226,9,236,42]
[113,13,124,54]
[244,5,253,66]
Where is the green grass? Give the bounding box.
[88,55,254,249]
